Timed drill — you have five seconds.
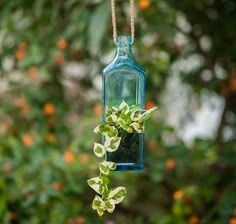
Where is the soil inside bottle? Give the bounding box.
[106,132,143,170]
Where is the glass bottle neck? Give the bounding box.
[115,36,133,59]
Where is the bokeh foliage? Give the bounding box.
[0,0,235,223]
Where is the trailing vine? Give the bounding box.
[87,101,157,216]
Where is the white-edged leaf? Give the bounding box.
[119,100,129,114]
[101,161,117,170]
[105,199,115,213]
[94,125,118,137]
[105,161,117,170]
[99,161,117,174]
[106,114,118,123]
[119,113,131,124]
[87,177,100,186]
[107,126,118,137]
[93,143,106,157]
[130,109,143,121]
[117,118,133,133]
[108,186,127,204]
[140,107,158,122]
[99,162,110,175]
[104,136,121,152]
[105,105,111,116]
[92,195,105,216]
[111,106,119,112]
[94,125,102,134]
[87,177,104,195]
[131,122,144,133]
[96,207,105,216]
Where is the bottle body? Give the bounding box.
[102,36,145,171]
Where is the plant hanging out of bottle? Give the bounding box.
[87,0,158,216]
[87,101,157,216]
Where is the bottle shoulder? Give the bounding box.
[103,56,145,76]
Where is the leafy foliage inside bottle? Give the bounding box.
[87,100,157,216]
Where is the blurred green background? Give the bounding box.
[0,0,236,223]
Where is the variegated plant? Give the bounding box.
[87,101,157,216]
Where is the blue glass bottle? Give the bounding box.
[102,36,145,171]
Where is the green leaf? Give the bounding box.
[102,161,117,170]
[130,109,143,121]
[99,162,110,175]
[108,186,127,204]
[97,207,105,216]
[107,126,118,137]
[93,143,106,157]
[106,161,117,170]
[141,107,158,122]
[92,195,105,216]
[105,199,115,213]
[87,177,105,195]
[104,136,121,152]
[101,176,110,185]
[130,104,141,110]
[88,0,110,55]
[119,100,129,114]
[106,105,112,116]
[119,113,131,124]
[99,161,117,174]
[117,118,133,133]
[131,122,144,133]
[111,106,119,112]
[106,114,118,123]
[94,125,118,137]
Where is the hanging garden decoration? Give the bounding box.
[88,0,157,216]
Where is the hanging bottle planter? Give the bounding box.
[102,36,146,171]
[88,0,158,216]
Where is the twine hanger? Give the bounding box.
[111,0,135,44]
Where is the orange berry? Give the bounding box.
[43,103,55,116]
[28,66,37,78]
[19,42,27,51]
[15,97,26,107]
[220,84,229,96]
[76,216,85,224]
[78,153,89,164]
[55,55,64,65]
[21,104,30,115]
[173,190,184,200]
[45,133,55,143]
[15,50,25,61]
[64,151,75,163]
[147,141,158,152]
[184,196,192,204]
[138,0,150,10]
[9,212,17,221]
[165,158,176,170]
[189,216,199,224]
[22,135,33,146]
[233,208,236,215]
[145,100,155,110]
[57,39,68,50]
[66,219,73,224]
[23,190,31,197]
[53,182,62,191]
[230,218,236,224]
[230,79,236,92]
[1,123,9,134]
[2,164,11,173]
[93,104,102,116]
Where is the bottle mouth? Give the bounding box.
[116,36,132,48]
